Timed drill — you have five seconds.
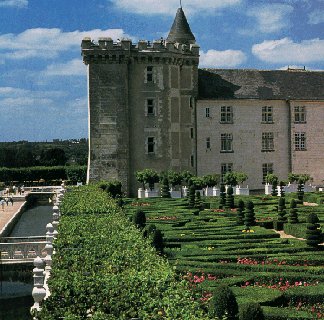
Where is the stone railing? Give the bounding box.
[31,183,64,316]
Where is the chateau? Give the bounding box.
[82,7,324,195]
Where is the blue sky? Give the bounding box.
[0,0,323,141]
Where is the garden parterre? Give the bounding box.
[124,193,324,319]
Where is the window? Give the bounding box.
[221,163,233,182]
[147,137,155,153]
[206,137,211,149]
[205,107,210,118]
[262,132,274,151]
[220,106,233,123]
[295,132,306,150]
[294,106,306,123]
[190,155,194,167]
[190,128,194,139]
[146,66,153,82]
[262,106,273,123]
[221,133,233,152]
[262,163,273,184]
[146,99,155,116]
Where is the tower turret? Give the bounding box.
[167,7,196,44]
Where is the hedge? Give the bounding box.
[36,186,208,319]
[0,165,86,183]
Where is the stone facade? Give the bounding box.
[82,8,324,194]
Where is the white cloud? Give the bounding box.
[199,49,246,68]
[44,59,86,76]
[252,38,324,63]
[0,28,132,61]
[0,86,67,99]
[308,10,324,24]
[0,0,28,8]
[110,0,241,15]
[247,4,293,33]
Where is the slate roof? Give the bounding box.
[198,69,324,100]
[167,7,196,45]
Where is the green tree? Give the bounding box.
[133,209,146,229]
[306,213,322,248]
[180,170,193,185]
[244,201,255,229]
[237,199,245,225]
[160,176,171,198]
[288,199,299,224]
[135,169,159,190]
[202,174,220,187]
[219,183,226,209]
[225,186,235,209]
[278,197,287,223]
[188,185,196,208]
[194,191,203,210]
[39,148,67,166]
[167,170,182,188]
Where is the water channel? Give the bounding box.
[0,205,53,320]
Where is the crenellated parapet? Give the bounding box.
[81,37,199,65]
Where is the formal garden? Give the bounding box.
[34,172,324,319]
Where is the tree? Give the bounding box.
[237,200,245,225]
[194,191,203,210]
[135,169,159,190]
[180,170,193,185]
[266,173,278,196]
[278,197,287,223]
[190,176,204,189]
[288,199,299,224]
[219,183,226,209]
[133,209,146,229]
[236,172,248,186]
[39,148,67,166]
[167,170,182,188]
[188,185,196,208]
[209,285,238,320]
[152,229,164,254]
[160,176,171,198]
[223,172,238,186]
[225,186,234,209]
[202,174,220,187]
[244,201,255,229]
[306,213,322,248]
[279,180,286,197]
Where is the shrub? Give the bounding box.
[135,169,159,190]
[288,199,298,224]
[239,302,264,320]
[133,209,146,229]
[194,191,203,210]
[278,198,287,223]
[160,176,171,198]
[306,213,322,248]
[209,285,238,320]
[271,180,278,197]
[237,199,245,225]
[279,181,285,197]
[219,183,226,209]
[202,174,220,187]
[152,229,164,254]
[226,186,235,209]
[97,180,122,198]
[244,201,255,229]
[188,185,196,208]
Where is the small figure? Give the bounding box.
[1,200,5,211]
[5,197,8,206]
[9,197,13,206]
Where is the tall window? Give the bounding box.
[221,133,233,152]
[190,128,194,139]
[146,99,155,116]
[190,155,194,167]
[220,106,233,123]
[147,137,155,153]
[295,132,306,150]
[206,137,211,149]
[262,132,274,151]
[146,66,153,82]
[205,107,210,118]
[262,106,273,123]
[294,106,306,123]
[221,163,233,182]
[262,163,273,184]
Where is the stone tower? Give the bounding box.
[82,7,199,195]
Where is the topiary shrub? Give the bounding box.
[239,302,264,320]
[306,213,322,249]
[160,176,171,198]
[188,185,196,208]
[219,183,226,209]
[279,181,285,198]
[226,186,235,209]
[278,197,287,223]
[288,199,298,224]
[152,229,164,254]
[194,191,203,210]
[237,199,245,225]
[208,285,238,320]
[271,179,278,196]
[143,224,156,238]
[244,201,255,230]
[133,209,146,229]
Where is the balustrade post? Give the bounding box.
[31,256,46,312]
[52,205,60,239]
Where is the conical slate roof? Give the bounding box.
[167,7,196,44]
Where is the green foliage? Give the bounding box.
[190,176,204,189]
[181,170,193,185]
[288,199,299,223]
[224,171,248,186]
[97,180,122,198]
[288,173,311,184]
[237,199,245,225]
[38,186,208,319]
[219,183,226,209]
[278,197,287,223]
[167,170,183,187]
[65,166,87,183]
[239,303,264,320]
[160,176,171,198]
[244,201,256,229]
[133,209,146,229]
[271,180,278,196]
[208,285,238,320]
[194,191,203,210]
[306,213,322,248]
[188,185,196,208]
[226,186,235,209]
[152,229,164,254]
[39,148,67,166]
[279,181,286,198]
[135,169,159,190]
[202,174,220,187]
[266,173,278,185]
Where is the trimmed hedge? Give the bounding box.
[36,186,208,319]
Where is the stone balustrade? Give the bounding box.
[0,241,47,261]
